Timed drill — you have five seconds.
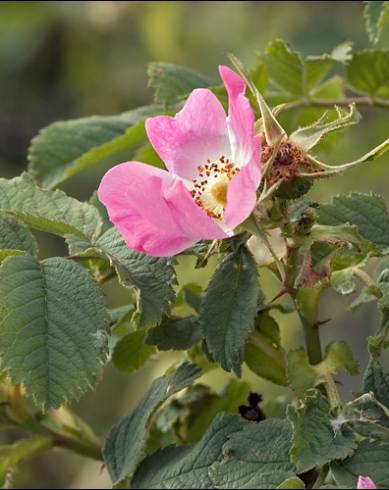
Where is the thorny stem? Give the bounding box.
[281,211,324,365]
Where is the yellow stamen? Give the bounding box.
[211,179,228,207]
[190,155,239,220]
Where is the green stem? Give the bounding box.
[279,95,389,112]
[286,248,323,365]
[313,464,329,489]
[6,385,103,462]
[22,420,103,461]
[50,431,103,461]
[295,293,323,365]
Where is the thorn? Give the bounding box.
[314,318,331,328]
[270,286,290,303]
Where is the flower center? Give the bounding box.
[211,179,228,207]
[190,155,240,220]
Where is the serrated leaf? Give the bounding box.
[0,255,109,409]
[132,414,246,489]
[264,39,344,98]
[244,312,287,386]
[103,362,202,485]
[331,439,389,489]
[364,1,389,44]
[342,393,389,443]
[265,40,304,95]
[287,348,318,396]
[364,358,389,407]
[148,62,214,106]
[199,247,259,375]
[209,419,295,489]
[289,104,361,152]
[0,216,38,258]
[288,390,356,472]
[0,174,102,241]
[318,194,389,251]
[28,106,158,188]
[347,49,389,97]
[112,331,155,374]
[368,314,389,358]
[69,227,176,328]
[146,316,202,351]
[323,341,359,376]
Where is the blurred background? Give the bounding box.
[0,1,388,488]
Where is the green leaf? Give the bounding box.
[245,312,287,386]
[199,247,260,375]
[289,104,361,152]
[363,358,389,407]
[0,174,102,241]
[0,249,26,261]
[331,439,389,489]
[287,348,318,396]
[146,316,202,351]
[0,437,52,487]
[103,362,202,485]
[368,315,389,358]
[317,193,389,252]
[28,106,158,188]
[185,379,250,443]
[133,414,246,489]
[133,141,165,169]
[265,40,304,95]
[109,304,135,336]
[0,255,109,409]
[0,216,38,258]
[347,49,389,97]
[264,39,344,97]
[277,477,305,489]
[176,283,202,313]
[342,393,389,443]
[288,390,356,472]
[364,1,389,44]
[112,331,156,374]
[323,341,359,376]
[148,62,214,106]
[331,269,357,295]
[69,227,176,328]
[209,419,295,489]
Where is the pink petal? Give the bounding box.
[146,89,230,180]
[357,476,377,489]
[224,141,261,229]
[98,162,227,257]
[219,65,256,166]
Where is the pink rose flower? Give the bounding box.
[357,476,377,489]
[98,66,261,256]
